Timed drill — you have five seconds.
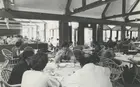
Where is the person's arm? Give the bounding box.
[129,58,140,64]
[69,49,76,63]
[54,50,64,64]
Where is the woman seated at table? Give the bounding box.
[55,42,76,64]
[64,53,112,87]
[21,49,61,87]
[8,46,35,85]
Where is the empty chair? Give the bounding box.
[2,49,20,69]
[1,49,12,58]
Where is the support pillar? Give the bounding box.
[116,30,119,40]
[78,22,84,45]
[97,24,103,43]
[59,21,69,46]
[74,29,77,46]
[130,31,132,40]
[68,26,72,42]
[91,23,97,42]
[110,29,112,39]
[138,27,140,41]
[44,23,47,42]
[126,30,129,38]
[121,26,126,41]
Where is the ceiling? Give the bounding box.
[6,0,139,20]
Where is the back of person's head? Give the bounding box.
[78,53,100,67]
[30,51,48,71]
[15,41,22,47]
[61,42,69,48]
[22,46,34,59]
[73,50,84,61]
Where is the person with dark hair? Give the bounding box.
[102,42,122,65]
[93,41,101,53]
[55,42,76,64]
[21,50,61,87]
[12,41,22,58]
[64,53,112,87]
[8,46,34,85]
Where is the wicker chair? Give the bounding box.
[0,68,21,87]
[2,49,20,69]
[100,57,125,87]
[132,64,140,84]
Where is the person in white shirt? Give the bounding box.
[64,53,112,87]
[21,50,61,87]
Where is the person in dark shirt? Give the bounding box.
[8,46,34,85]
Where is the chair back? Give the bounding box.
[99,57,123,82]
[2,49,13,60]
[103,60,123,82]
[2,49,20,69]
[1,68,21,87]
[1,68,11,83]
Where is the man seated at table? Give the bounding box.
[55,42,76,64]
[8,46,35,85]
[21,49,61,87]
[64,53,112,87]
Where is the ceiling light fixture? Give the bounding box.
[10,0,14,5]
[88,24,91,27]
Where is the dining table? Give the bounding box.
[115,53,140,67]
[43,62,81,86]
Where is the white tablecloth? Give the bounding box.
[43,63,81,86]
[115,53,140,67]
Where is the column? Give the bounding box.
[116,30,119,40]
[77,22,84,45]
[97,24,103,43]
[121,25,126,41]
[126,30,129,39]
[130,31,132,40]
[91,23,97,42]
[74,29,77,46]
[110,29,112,39]
[44,23,47,42]
[59,21,69,46]
[138,27,140,41]
[68,26,72,42]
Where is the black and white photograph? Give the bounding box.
[0,0,140,87]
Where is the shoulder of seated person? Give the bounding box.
[23,70,49,76]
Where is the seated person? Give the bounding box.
[21,50,61,87]
[8,46,34,85]
[73,49,84,62]
[64,53,112,87]
[102,43,122,65]
[11,41,22,58]
[55,42,76,64]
